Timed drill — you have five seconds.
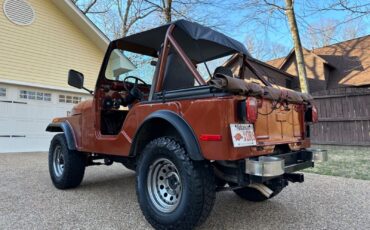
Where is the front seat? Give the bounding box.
[162,52,195,91]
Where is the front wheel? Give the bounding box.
[136,137,215,230]
[48,134,86,189]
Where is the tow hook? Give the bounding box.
[284,173,304,183]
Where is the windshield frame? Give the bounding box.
[96,24,244,100]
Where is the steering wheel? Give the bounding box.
[123,76,148,90]
[123,76,148,102]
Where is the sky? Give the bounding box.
[81,0,370,61]
[203,0,370,59]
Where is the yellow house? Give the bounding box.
[0,0,112,152]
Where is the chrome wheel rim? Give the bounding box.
[53,145,64,177]
[147,158,182,213]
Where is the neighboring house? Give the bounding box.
[0,0,110,152]
[224,54,295,89]
[267,35,370,92]
[267,35,370,146]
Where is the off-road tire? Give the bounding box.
[48,134,86,189]
[232,184,283,202]
[136,137,216,230]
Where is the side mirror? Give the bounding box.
[68,69,84,89]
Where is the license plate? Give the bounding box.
[230,124,256,147]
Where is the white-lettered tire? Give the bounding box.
[136,137,215,230]
[48,134,86,189]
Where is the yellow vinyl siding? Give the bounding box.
[0,0,105,90]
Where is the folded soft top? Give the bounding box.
[208,74,313,103]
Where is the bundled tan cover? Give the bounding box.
[209,74,313,103]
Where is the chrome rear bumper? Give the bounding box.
[310,149,328,162]
[245,149,328,177]
[246,156,284,177]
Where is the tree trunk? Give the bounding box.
[163,0,172,23]
[284,0,309,93]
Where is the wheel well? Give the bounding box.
[131,115,203,161]
[132,118,183,156]
[46,122,77,151]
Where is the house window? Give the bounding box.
[73,96,81,104]
[59,95,65,103]
[28,91,36,100]
[66,96,72,103]
[19,90,51,101]
[37,92,43,100]
[59,94,82,104]
[0,88,6,97]
[20,90,27,99]
[44,93,51,101]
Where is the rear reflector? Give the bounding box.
[199,134,222,141]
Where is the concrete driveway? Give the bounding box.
[0,152,369,230]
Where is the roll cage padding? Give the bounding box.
[130,110,204,161]
[46,122,77,151]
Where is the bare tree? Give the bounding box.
[72,0,107,14]
[300,0,369,47]
[304,20,338,49]
[76,0,223,39]
[235,0,310,92]
[305,0,370,15]
[340,18,367,41]
[284,0,309,93]
[142,0,225,25]
[163,0,172,23]
[116,0,158,37]
[245,37,289,61]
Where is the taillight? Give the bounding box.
[312,105,318,123]
[305,105,318,123]
[246,97,258,123]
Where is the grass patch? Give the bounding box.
[302,145,370,180]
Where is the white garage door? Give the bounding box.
[0,85,86,153]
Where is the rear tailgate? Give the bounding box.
[254,98,304,144]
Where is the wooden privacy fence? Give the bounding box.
[310,87,370,146]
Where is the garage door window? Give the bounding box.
[20,90,51,101]
[0,88,6,97]
[59,95,82,104]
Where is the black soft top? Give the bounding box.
[114,20,250,63]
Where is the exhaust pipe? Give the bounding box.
[248,183,273,198]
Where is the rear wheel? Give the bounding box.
[136,137,215,230]
[48,134,86,189]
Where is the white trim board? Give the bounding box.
[0,78,92,95]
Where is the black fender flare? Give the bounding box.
[130,110,204,161]
[46,122,77,151]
